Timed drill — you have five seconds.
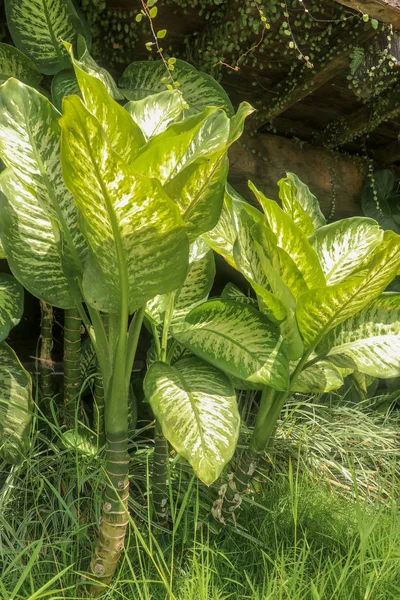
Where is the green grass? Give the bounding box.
[1,399,400,599]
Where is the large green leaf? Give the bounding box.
[144,357,239,485]
[5,0,91,75]
[0,79,86,279]
[309,218,383,285]
[119,59,234,116]
[172,245,215,328]
[0,170,74,308]
[51,69,80,112]
[220,282,257,307]
[174,299,289,390]
[317,293,400,378]
[125,89,186,141]
[165,153,229,240]
[131,107,230,185]
[67,43,145,164]
[0,342,32,464]
[75,35,123,101]
[249,182,325,290]
[146,241,215,328]
[0,273,23,341]
[292,360,343,393]
[0,42,42,86]
[233,210,288,323]
[278,172,326,235]
[296,231,400,348]
[362,170,400,234]
[60,95,189,313]
[202,184,262,269]
[202,199,236,268]
[251,220,308,301]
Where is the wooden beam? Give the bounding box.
[252,25,376,129]
[332,1,400,29]
[317,82,400,147]
[229,134,367,220]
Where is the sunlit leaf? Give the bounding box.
[60,95,189,313]
[175,299,289,390]
[309,217,383,285]
[144,357,240,485]
[318,293,400,378]
[0,342,32,464]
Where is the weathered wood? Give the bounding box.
[252,26,376,129]
[317,82,400,147]
[228,134,367,219]
[332,0,400,29]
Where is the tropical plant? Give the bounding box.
[0,37,252,591]
[161,173,400,523]
[0,274,32,465]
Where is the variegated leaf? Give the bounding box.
[0,79,87,276]
[0,42,42,86]
[144,357,240,485]
[233,210,287,323]
[67,43,145,163]
[278,172,326,235]
[202,184,260,269]
[297,231,400,348]
[0,342,32,464]
[309,217,384,285]
[125,89,185,141]
[164,152,229,240]
[317,293,400,378]
[76,35,123,100]
[251,220,308,301]
[5,0,91,75]
[0,169,74,308]
[220,282,257,307]
[131,107,230,185]
[147,244,215,329]
[292,360,343,393]
[249,181,325,290]
[51,69,80,112]
[202,200,236,268]
[172,248,215,328]
[60,95,189,313]
[174,299,289,390]
[0,274,23,341]
[120,59,234,116]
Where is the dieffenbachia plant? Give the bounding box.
[0,275,32,465]
[0,37,253,590]
[167,173,400,523]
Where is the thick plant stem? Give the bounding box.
[212,445,261,524]
[212,387,275,523]
[88,307,144,595]
[39,300,54,399]
[63,308,82,428]
[94,373,105,448]
[89,427,130,594]
[152,423,169,526]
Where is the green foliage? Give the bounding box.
[362,169,400,234]
[5,0,91,75]
[119,58,234,116]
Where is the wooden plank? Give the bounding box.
[228,134,367,220]
[316,82,400,147]
[332,1,400,29]
[251,24,376,129]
